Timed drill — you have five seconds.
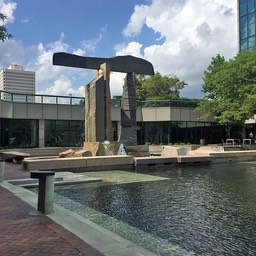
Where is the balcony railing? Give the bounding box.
[137,99,199,108]
[0,90,199,108]
[0,90,84,106]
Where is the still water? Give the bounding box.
[54,162,256,255]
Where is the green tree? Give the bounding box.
[0,13,12,42]
[197,49,256,138]
[135,72,187,100]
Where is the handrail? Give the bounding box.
[0,90,199,108]
[0,90,84,106]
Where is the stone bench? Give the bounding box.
[0,151,30,163]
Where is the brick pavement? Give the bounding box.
[4,161,31,180]
[0,162,104,256]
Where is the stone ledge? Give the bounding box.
[134,157,177,166]
[22,155,134,171]
[176,156,213,163]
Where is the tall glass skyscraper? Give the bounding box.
[239,0,256,51]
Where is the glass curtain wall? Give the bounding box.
[44,120,84,147]
[0,119,38,149]
[239,0,256,51]
[137,121,226,145]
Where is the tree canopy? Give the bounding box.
[0,13,12,42]
[135,72,187,101]
[197,48,256,135]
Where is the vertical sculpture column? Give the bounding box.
[119,73,137,145]
[100,63,113,141]
[84,63,113,143]
[85,74,105,142]
[30,171,55,214]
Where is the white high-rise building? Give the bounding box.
[0,65,35,101]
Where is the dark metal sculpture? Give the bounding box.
[53,52,154,75]
[52,52,154,146]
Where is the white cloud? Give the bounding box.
[110,72,126,97]
[0,0,16,24]
[123,5,149,37]
[114,41,143,57]
[20,19,29,23]
[22,34,90,96]
[0,40,24,68]
[26,34,70,84]
[120,0,238,98]
[43,75,72,95]
[82,33,103,52]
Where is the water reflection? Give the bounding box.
[55,162,256,255]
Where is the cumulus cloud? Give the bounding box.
[110,72,126,96]
[114,41,143,57]
[119,0,238,98]
[0,40,24,68]
[123,5,149,37]
[0,0,16,24]
[26,34,70,83]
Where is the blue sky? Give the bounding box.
[0,0,238,98]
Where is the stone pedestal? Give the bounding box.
[83,141,123,156]
[124,145,150,157]
[30,171,55,214]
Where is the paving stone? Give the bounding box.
[0,166,104,256]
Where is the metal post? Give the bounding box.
[30,171,55,214]
[0,158,5,183]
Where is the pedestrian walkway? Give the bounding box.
[0,186,103,256]
[1,162,103,255]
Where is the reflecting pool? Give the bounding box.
[54,162,256,255]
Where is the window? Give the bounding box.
[241,38,248,50]
[240,3,247,17]
[248,23,255,36]
[240,16,248,28]
[248,12,255,24]
[241,26,248,38]
[44,120,84,147]
[1,119,38,148]
[248,36,256,48]
[248,0,255,13]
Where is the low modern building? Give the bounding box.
[0,90,233,149]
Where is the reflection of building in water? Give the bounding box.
[0,64,35,102]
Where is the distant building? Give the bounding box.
[0,65,35,102]
[238,0,256,51]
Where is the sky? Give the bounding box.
[0,0,238,99]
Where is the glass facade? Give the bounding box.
[137,121,241,145]
[239,0,256,51]
[0,119,38,149]
[0,118,246,149]
[137,121,243,145]
[44,120,84,147]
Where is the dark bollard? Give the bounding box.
[0,158,4,183]
[30,171,55,214]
